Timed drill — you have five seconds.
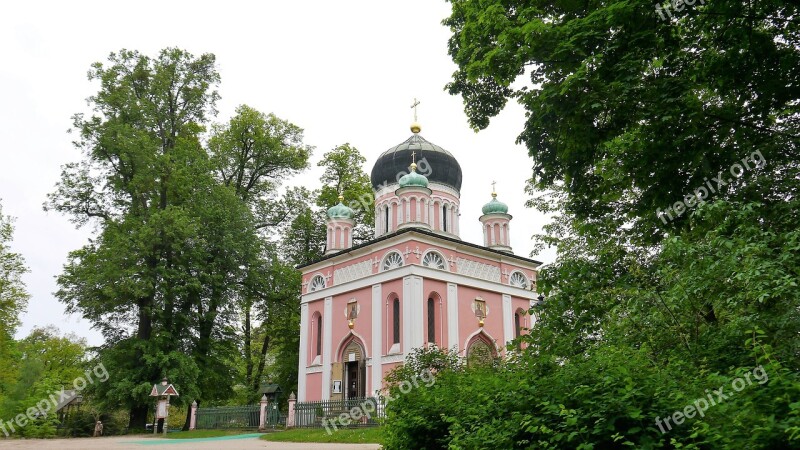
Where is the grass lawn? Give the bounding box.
[260,426,383,444]
[164,429,259,439]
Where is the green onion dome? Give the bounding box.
[327,195,354,219]
[398,163,429,188]
[482,193,508,215]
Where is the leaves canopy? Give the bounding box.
[445,0,800,243]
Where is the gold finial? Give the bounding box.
[410,150,418,171]
[410,98,421,134]
[338,193,344,202]
[491,181,497,198]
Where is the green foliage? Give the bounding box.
[445,0,800,243]
[317,144,375,244]
[0,203,28,405]
[0,327,89,438]
[422,2,800,449]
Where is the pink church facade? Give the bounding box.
[296,128,541,402]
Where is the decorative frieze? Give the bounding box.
[456,257,501,282]
[334,260,374,284]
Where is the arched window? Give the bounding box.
[392,298,401,345]
[514,311,521,339]
[509,271,529,289]
[442,205,448,231]
[315,314,323,357]
[427,298,435,344]
[382,251,404,271]
[422,251,447,270]
[309,274,326,292]
[384,205,389,233]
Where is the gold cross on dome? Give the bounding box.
[410,98,420,122]
[491,180,497,193]
[411,150,416,164]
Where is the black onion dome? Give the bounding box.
[370,134,463,191]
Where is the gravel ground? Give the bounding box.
[0,435,381,450]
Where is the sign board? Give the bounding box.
[156,400,168,419]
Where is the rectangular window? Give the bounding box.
[442,205,448,231]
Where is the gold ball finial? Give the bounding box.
[410,162,417,172]
[338,194,344,202]
[410,122,421,134]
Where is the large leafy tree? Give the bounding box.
[0,203,29,405]
[445,0,800,243]
[47,48,255,429]
[205,105,310,409]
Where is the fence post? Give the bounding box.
[287,392,296,428]
[189,401,198,430]
[258,394,268,430]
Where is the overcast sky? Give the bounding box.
[0,0,556,346]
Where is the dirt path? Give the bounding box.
[0,434,381,450]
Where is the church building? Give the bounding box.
[296,120,542,402]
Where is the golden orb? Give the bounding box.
[348,320,354,330]
[410,122,421,134]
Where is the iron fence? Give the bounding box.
[294,397,383,428]
[195,405,261,429]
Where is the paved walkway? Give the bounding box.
[0,434,381,450]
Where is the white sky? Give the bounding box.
[0,0,556,346]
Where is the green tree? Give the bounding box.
[209,104,311,234]
[0,327,87,438]
[445,0,799,243]
[317,144,375,244]
[47,48,252,429]
[0,204,28,339]
[0,203,28,409]
[206,104,311,411]
[280,187,326,267]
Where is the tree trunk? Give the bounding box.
[244,303,253,387]
[252,333,270,392]
[129,404,150,431]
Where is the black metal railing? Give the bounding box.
[196,405,261,429]
[294,397,383,428]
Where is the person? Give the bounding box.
[94,420,103,437]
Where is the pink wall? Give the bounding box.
[456,285,504,356]
[306,373,322,401]
[331,286,373,362]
